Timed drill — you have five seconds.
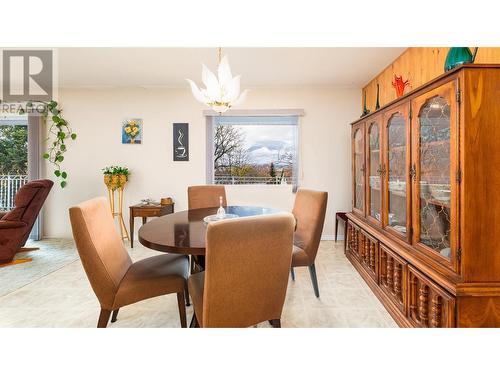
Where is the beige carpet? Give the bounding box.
[0,240,397,328]
[0,239,78,297]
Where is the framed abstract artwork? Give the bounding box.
[173,123,189,161]
[122,119,142,144]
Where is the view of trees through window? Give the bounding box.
[213,124,296,185]
[0,125,28,175]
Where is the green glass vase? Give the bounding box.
[444,47,478,72]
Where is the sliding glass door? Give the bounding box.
[0,114,41,239]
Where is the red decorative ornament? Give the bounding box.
[392,75,410,98]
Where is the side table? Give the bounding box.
[129,203,174,248]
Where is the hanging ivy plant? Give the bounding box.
[19,101,77,188]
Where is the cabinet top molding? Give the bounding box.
[352,64,500,126]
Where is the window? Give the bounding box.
[207,115,299,187]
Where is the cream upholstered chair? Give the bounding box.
[188,213,295,328]
[188,185,227,210]
[290,189,328,297]
[69,197,189,328]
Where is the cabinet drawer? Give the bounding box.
[359,230,378,282]
[379,244,407,314]
[408,265,456,328]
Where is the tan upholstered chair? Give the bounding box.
[188,185,227,210]
[188,213,295,328]
[69,197,189,328]
[290,189,328,297]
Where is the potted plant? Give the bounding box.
[102,166,130,190]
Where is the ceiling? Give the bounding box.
[57,48,405,89]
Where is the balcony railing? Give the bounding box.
[0,175,28,211]
[214,175,290,185]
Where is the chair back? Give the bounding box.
[188,185,227,210]
[3,179,53,235]
[292,189,328,263]
[203,213,295,327]
[69,197,132,308]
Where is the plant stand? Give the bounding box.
[107,186,130,242]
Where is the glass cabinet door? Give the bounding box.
[367,118,382,225]
[352,123,365,216]
[384,105,410,240]
[411,81,458,271]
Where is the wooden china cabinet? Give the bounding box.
[347,65,500,327]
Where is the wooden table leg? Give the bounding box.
[130,215,134,248]
[335,215,339,242]
[343,220,348,252]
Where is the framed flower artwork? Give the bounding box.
[122,119,142,144]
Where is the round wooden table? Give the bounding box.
[138,205,282,255]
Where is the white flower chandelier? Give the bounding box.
[187,48,247,114]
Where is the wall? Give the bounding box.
[42,86,360,239]
[362,47,500,111]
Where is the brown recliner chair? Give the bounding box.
[188,213,295,328]
[69,197,189,328]
[290,188,328,298]
[188,185,227,210]
[0,179,54,264]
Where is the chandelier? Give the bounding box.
[187,48,247,114]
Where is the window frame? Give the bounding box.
[205,110,303,190]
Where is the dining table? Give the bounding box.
[138,205,282,256]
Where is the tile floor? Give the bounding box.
[0,240,397,328]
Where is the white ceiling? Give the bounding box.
[57,48,405,89]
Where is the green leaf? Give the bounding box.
[57,155,64,162]
[60,144,66,151]
[52,115,61,123]
[54,170,61,177]
[71,133,77,140]
[49,100,58,108]
[60,181,67,188]
[43,153,50,159]
[19,108,25,115]
[61,171,67,179]
[51,108,60,115]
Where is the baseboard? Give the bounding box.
[321,234,343,241]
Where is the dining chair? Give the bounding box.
[290,188,328,298]
[188,213,295,328]
[188,185,227,210]
[69,197,189,328]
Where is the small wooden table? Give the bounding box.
[129,203,174,248]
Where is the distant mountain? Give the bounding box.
[247,140,287,153]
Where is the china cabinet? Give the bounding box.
[347,65,500,327]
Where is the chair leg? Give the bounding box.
[184,282,190,306]
[269,319,281,328]
[97,309,111,328]
[308,263,320,298]
[335,217,339,242]
[177,292,187,328]
[190,313,199,328]
[111,309,119,323]
[290,267,295,281]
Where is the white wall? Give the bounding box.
[42,86,359,239]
